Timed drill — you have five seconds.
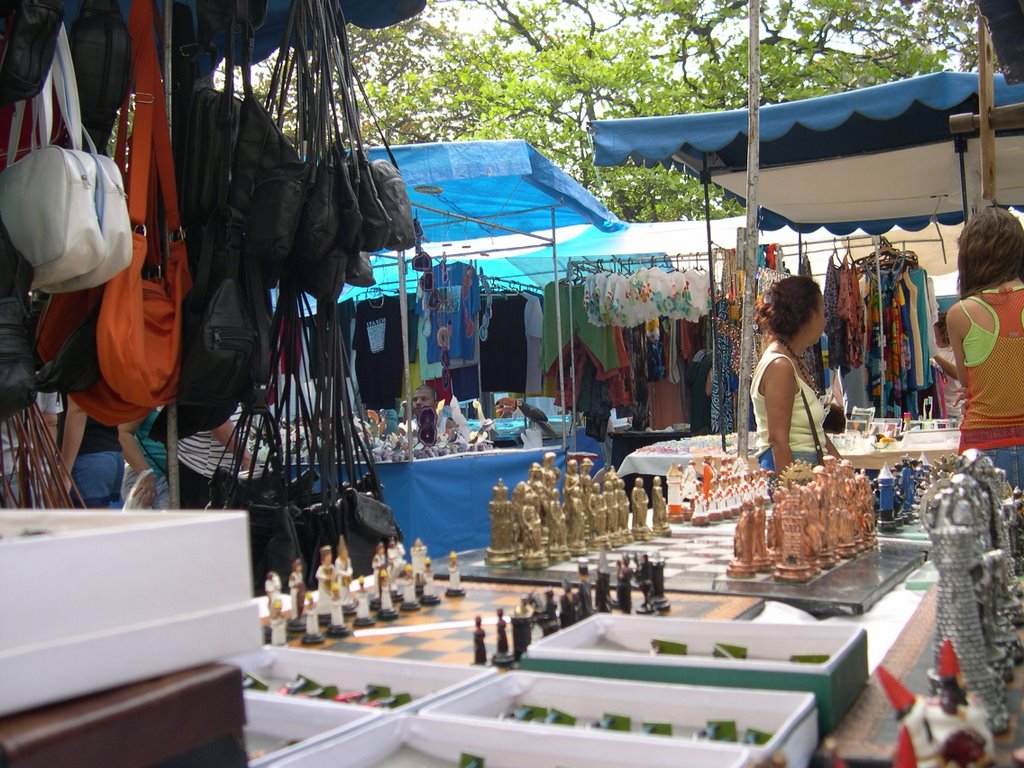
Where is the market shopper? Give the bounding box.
[751,275,840,474]
[945,206,1024,487]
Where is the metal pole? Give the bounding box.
[872,235,885,416]
[397,252,413,463]
[735,0,761,461]
[163,0,180,508]
[551,208,568,452]
[702,156,725,451]
[955,136,970,225]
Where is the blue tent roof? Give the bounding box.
[592,72,1024,234]
[367,139,623,243]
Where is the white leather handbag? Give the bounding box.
[0,27,130,294]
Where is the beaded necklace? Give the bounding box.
[778,339,820,394]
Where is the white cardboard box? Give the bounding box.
[231,646,497,712]
[244,691,382,767]
[269,713,752,768]
[0,510,261,717]
[419,671,818,768]
[519,613,868,732]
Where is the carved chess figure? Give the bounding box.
[420,557,441,605]
[315,546,336,622]
[400,563,421,611]
[566,481,588,557]
[701,455,716,498]
[353,577,376,627]
[486,479,519,565]
[519,498,550,570]
[335,540,356,613]
[726,500,759,578]
[370,543,387,595]
[386,536,406,586]
[327,582,351,637]
[630,477,653,541]
[265,571,282,603]
[546,490,571,562]
[377,569,399,619]
[269,597,287,646]
[287,558,306,631]
[302,593,324,644]
[616,475,632,542]
[773,491,819,582]
[410,537,428,586]
[590,487,610,550]
[651,476,672,537]
[446,551,466,597]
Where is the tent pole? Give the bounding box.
[735,0,761,463]
[163,0,180,508]
[398,252,413,463]
[955,136,970,224]
[702,155,725,451]
[552,207,568,452]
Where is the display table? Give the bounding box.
[377,447,565,554]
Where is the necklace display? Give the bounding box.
[778,339,820,394]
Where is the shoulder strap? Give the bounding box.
[799,390,825,464]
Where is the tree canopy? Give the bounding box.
[347,0,976,223]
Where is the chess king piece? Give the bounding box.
[335,540,357,615]
[630,478,653,541]
[511,596,535,663]
[492,607,515,668]
[411,538,428,593]
[400,563,421,611]
[327,582,351,638]
[485,479,519,565]
[315,545,336,624]
[595,550,613,612]
[377,569,399,620]
[301,593,325,645]
[615,557,633,614]
[269,597,287,646]
[287,558,306,633]
[420,557,441,605]
[473,616,487,665]
[650,477,672,537]
[353,576,376,627]
[446,551,467,597]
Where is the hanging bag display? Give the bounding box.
[0,211,34,418]
[69,0,131,151]
[0,27,131,293]
[93,0,190,409]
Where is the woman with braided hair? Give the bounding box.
[751,275,841,474]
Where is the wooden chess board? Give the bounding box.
[450,524,927,617]
[270,582,763,666]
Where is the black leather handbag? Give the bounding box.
[0,0,63,107]
[69,0,130,150]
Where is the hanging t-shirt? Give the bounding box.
[416,262,480,365]
[480,295,528,392]
[524,294,543,394]
[353,296,405,409]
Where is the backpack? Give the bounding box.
[69,0,131,151]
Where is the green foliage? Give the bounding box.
[345,0,976,222]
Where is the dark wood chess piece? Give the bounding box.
[473,616,487,665]
[595,569,611,613]
[651,556,671,613]
[511,596,535,663]
[558,584,577,628]
[635,554,654,614]
[615,557,633,614]
[576,559,594,619]
[540,589,559,636]
[492,608,515,668]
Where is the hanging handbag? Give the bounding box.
[0,0,63,106]
[69,0,131,151]
[0,213,34,418]
[94,0,190,409]
[35,299,101,393]
[0,27,131,293]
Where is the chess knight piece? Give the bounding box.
[650,476,672,537]
[630,478,653,541]
[485,479,519,565]
[446,551,467,597]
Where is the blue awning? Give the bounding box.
[592,72,1024,234]
[368,139,623,243]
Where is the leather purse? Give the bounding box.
[0,0,63,106]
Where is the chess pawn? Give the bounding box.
[269,598,288,646]
[411,537,428,589]
[650,556,671,613]
[377,569,399,620]
[327,582,351,638]
[420,557,441,605]
[315,546,335,624]
[446,551,467,597]
[302,594,325,645]
[691,495,710,527]
[353,577,376,627]
[400,564,421,611]
[707,490,724,523]
[492,607,515,668]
